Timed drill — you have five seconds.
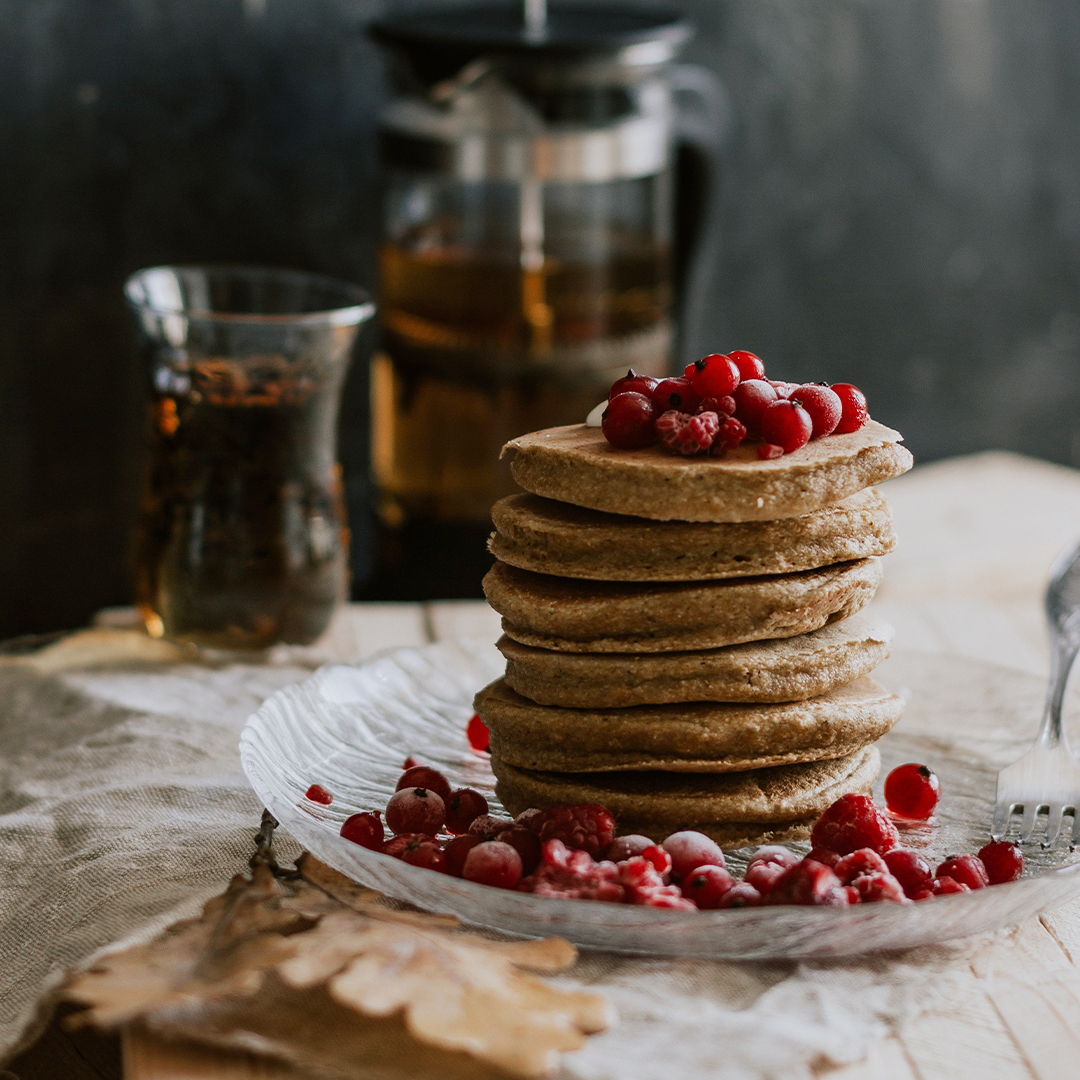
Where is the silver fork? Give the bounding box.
[993,541,1080,845]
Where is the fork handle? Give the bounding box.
[1040,625,1080,747]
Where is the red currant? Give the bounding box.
[515,807,544,831]
[467,713,490,752]
[463,840,523,889]
[746,845,800,871]
[340,811,383,850]
[443,834,483,877]
[381,832,433,858]
[609,368,659,400]
[402,756,421,770]
[396,765,452,803]
[305,784,332,805]
[883,848,933,897]
[685,353,740,399]
[497,826,543,874]
[602,392,658,449]
[935,854,988,890]
[831,383,868,433]
[732,379,777,436]
[444,787,489,834]
[884,763,940,819]
[757,443,784,460]
[717,882,763,908]
[650,376,701,414]
[765,859,850,906]
[791,384,842,439]
[467,813,515,841]
[683,865,736,909]
[607,834,655,862]
[401,838,449,874]
[744,862,788,895]
[385,787,446,835]
[759,400,813,453]
[810,793,900,856]
[769,380,798,398]
[931,875,969,896]
[727,350,766,381]
[977,841,1024,884]
[661,830,725,882]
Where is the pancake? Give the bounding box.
[502,420,912,523]
[497,615,893,706]
[476,676,903,773]
[485,558,882,653]
[493,746,881,848]
[488,487,895,582]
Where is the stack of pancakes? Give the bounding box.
[475,420,914,848]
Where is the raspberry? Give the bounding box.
[640,844,673,879]
[810,794,900,856]
[757,443,784,460]
[305,784,332,805]
[746,845,801,871]
[932,875,970,896]
[443,834,483,876]
[978,841,1024,884]
[497,826,543,874]
[468,813,515,841]
[401,838,449,874]
[682,865,736,909]
[732,379,778,437]
[831,383,868,433]
[617,855,694,908]
[727,350,766,381]
[849,871,908,903]
[698,394,736,417]
[884,763,940,820]
[655,409,720,456]
[396,765,452,803]
[685,353,740,398]
[759,399,812,453]
[467,713,490,752]
[743,862,788,895]
[522,839,624,902]
[661,831,725,882]
[936,854,989,890]
[710,416,747,457]
[380,832,433,858]
[718,882,763,908]
[650,376,701,414]
[609,369,659,400]
[791,384,842,439]
[607,834,655,862]
[807,847,841,867]
[533,803,616,858]
[843,885,860,904]
[883,848,933,897]
[765,859,850,906]
[340,811,383,850]
[385,787,446,835]
[463,841,523,889]
[602,392,658,449]
[833,848,889,885]
[444,788,489,834]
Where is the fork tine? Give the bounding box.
[992,799,1017,841]
[1044,802,1068,846]
[1019,801,1044,843]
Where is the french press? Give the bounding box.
[367,1,723,597]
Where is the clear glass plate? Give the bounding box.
[239,640,1080,959]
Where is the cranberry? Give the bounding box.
[833,848,889,885]
[661,830,725,882]
[380,832,433,858]
[791,384,842,439]
[305,784,333,805]
[711,416,748,457]
[685,353,740,399]
[732,379,778,436]
[765,859,849,906]
[850,871,908,903]
[727,350,766,381]
[811,794,900,856]
[744,861,788,895]
[655,409,720,455]
[444,787,489,834]
[609,368,659,400]
[884,763,940,820]
[602,392,658,449]
[396,765,452,803]
[682,866,736,909]
[698,394,736,417]
[444,834,484,876]
[718,882,763,908]
[746,845,801,871]
[468,813,515,841]
[534,803,616,858]
[757,443,784,460]
[936,854,989,890]
[497,826,543,875]
[978,841,1024,884]
[607,834,655,862]
[467,713,490,752]
[883,848,933,898]
[401,838,449,874]
[932,875,970,896]
[463,841,523,889]
[339,811,383,850]
[651,376,701,414]
[831,383,868,433]
[385,787,446,835]
[759,399,812,453]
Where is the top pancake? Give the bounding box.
[503,419,912,522]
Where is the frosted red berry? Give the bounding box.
[385,787,446,835]
[682,866,736,909]
[396,765,452,803]
[515,807,544,831]
[497,826,543,875]
[977,841,1023,884]
[833,848,889,885]
[932,875,970,896]
[849,871,908,903]
[744,861,788,895]
[607,834,655,862]
[655,409,720,455]
[769,380,798,398]
[698,394,736,417]
[718,882,763,908]
[936,854,989,890]
[444,787,489,834]
[757,443,784,460]
[884,763,940,820]
[711,416,747,457]
[463,840,523,889]
[732,379,778,436]
[650,376,701,414]
[401,838,449,874]
[727,350,766,381]
[468,813,515,841]
[685,353,740,398]
[305,784,332,805]
[883,848,933,897]
[759,399,812,453]
[791,384,842,439]
[746,845,801,871]
[807,847,841,867]
[443,834,483,877]
[765,859,850,906]
[340,811,383,850]
[533,803,616,858]
[609,368,659,400]
[467,713,490,752]
[380,832,432,858]
[602,392,658,449]
[831,383,868,433]
[811,794,900,856]
[661,830,725,882]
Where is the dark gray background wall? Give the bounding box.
[2,0,1079,636]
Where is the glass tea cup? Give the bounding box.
[125,265,374,650]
